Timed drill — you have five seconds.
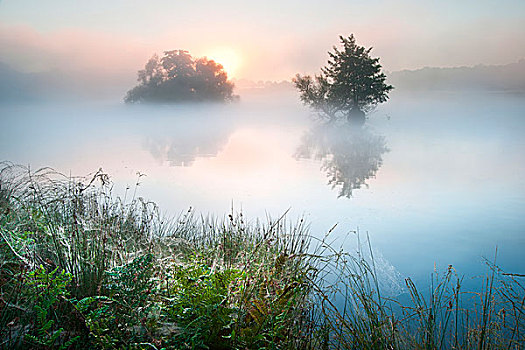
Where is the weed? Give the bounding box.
[0,162,523,349]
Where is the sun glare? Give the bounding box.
[206,48,241,79]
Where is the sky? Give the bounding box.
[1,0,524,82]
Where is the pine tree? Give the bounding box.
[294,35,393,124]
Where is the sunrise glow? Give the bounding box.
[206,48,241,79]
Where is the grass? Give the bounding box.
[0,162,523,349]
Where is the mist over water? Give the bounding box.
[1,88,524,288]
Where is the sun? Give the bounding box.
[206,48,241,79]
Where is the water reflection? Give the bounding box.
[143,117,234,166]
[296,123,389,197]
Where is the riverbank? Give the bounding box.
[1,163,523,349]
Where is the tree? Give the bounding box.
[293,35,393,124]
[125,50,237,103]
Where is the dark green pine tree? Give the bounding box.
[294,35,393,124]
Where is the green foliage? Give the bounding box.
[24,305,79,350]
[26,265,71,310]
[76,254,160,349]
[0,163,160,299]
[105,253,156,308]
[21,265,80,349]
[125,50,237,104]
[293,34,393,123]
[162,250,313,350]
[165,257,241,349]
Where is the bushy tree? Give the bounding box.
[125,50,237,103]
[293,35,393,124]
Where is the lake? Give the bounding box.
[1,88,524,291]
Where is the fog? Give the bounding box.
[389,59,525,92]
[1,82,524,289]
[3,58,525,107]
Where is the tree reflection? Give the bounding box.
[144,118,233,167]
[296,123,388,198]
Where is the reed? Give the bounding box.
[0,162,523,349]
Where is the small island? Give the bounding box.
[125,50,237,104]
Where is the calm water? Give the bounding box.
[1,89,524,290]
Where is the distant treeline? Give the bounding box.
[0,62,131,102]
[388,60,525,92]
[1,60,525,103]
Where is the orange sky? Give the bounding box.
[1,1,524,83]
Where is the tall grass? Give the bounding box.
[0,162,523,349]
